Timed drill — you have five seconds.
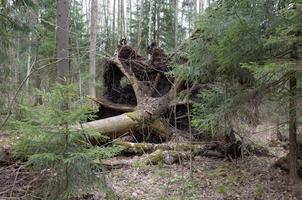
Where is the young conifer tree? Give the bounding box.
[13,84,122,199]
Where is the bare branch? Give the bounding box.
[89,97,136,112]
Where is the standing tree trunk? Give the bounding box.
[136,0,144,51]
[26,32,32,89]
[199,0,204,13]
[289,73,298,184]
[288,44,299,184]
[56,0,70,85]
[127,0,132,39]
[112,0,116,46]
[174,0,178,48]
[14,35,20,87]
[117,0,121,40]
[121,0,125,38]
[194,0,198,16]
[89,0,98,97]
[148,0,154,45]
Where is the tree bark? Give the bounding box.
[127,0,132,38]
[199,0,204,13]
[174,0,178,48]
[121,0,125,38]
[288,43,299,184]
[89,0,98,97]
[112,0,116,45]
[26,32,32,89]
[56,0,70,85]
[289,72,298,184]
[148,0,154,46]
[136,0,144,51]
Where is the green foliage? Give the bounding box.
[255,183,265,197]
[216,184,227,195]
[13,84,122,199]
[180,0,302,135]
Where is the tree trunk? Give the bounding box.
[289,73,298,184]
[56,0,70,85]
[199,0,204,13]
[121,0,125,38]
[26,32,32,89]
[89,0,98,97]
[14,35,20,87]
[148,0,154,45]
[136,0,144,51]
[112,0,116,45]
[174,0,178,48]
[117,0,121,40]
[194,0,198,16]
[127,0,132,38]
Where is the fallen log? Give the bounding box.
[77,111,142,138]
[113,141,213,155]
[145,149,191,165]
[90,97,136,112]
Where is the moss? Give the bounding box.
[148,149,164,165]
[125,111,142,122]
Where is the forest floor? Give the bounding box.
[107,153,301,200]
[1,127,302,200]
[105,126,302,200]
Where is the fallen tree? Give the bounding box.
[77,42,186,141]
[76,41,268,159]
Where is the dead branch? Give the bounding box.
[89,97,136,112]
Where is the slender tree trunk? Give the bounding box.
[112,0,116,45]
[121,0,125,38]
[289,73,298,184]
[56,0,70,85]
[174,0,178,48]
[127,0,132,39]
[26,32,32,89]
[194,0,198,16]
[152,1,156,42]
[155,3,162,44]
[104,0,109,51]
[199,0,204,13]
[136,0,144,50]
[148,0,154,52]
[89,0,98,97]
[117,0,121,40]
[288,45,299,184]
[15,35,20,87]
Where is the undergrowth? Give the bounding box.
[12,84,122,199]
